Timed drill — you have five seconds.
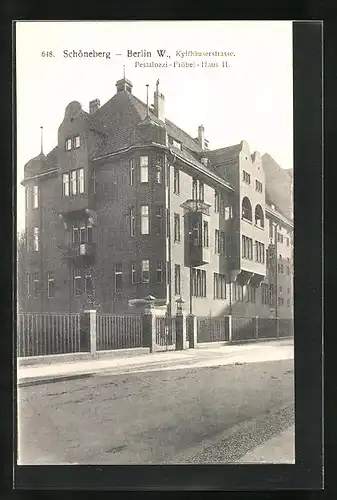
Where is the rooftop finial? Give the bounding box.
[146,84,149,116]
[156,78,160,92]
[40,126,44,154]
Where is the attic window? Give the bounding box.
[172,139,182,150]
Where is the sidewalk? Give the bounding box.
[17,339,294,386]
[239,425,295,463]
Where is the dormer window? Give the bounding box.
[65,138,72,151]
[172,139,182,150]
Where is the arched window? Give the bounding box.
[255,204,264,228]
[242,197,252,222]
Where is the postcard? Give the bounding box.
[15,20,296,472]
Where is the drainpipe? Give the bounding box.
[166,151,176,317]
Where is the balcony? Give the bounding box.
[61,242,96,265]
[181,199,210,216]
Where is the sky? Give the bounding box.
[16,21,293,232]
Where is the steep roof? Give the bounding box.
[262,153,293,221]
[205,144,241,165]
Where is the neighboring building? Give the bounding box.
[20,77,293,318]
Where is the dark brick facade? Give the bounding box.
[21,78,293,318]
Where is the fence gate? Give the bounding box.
[155,316,176,351]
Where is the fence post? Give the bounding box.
[175,297,187,350]
[187,314,197,348]
[255,316,259,340]
[142,303,156,353]
[80,310,97,355]
[228,315,233,342]
[276,316,280,339]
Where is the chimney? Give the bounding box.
[153,79,165,122]
[198,125,205,150]
[89,99,100,114]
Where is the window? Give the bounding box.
[47,271,55,298]
[78,168,85,193]
[80,224,86,244]
[173,167,180,194]
[255,241,265,263]
[255,204,264,228]
[131,261,136,284]
[192,178,198,200]
[278,297,285,306]
[224,205,232,220]
[279,286,283,293]
[214,273,226,299]
[172,138,182,150]
[278,263,284,274]
[215,229,220,254]
[130,207,135,236]
[192,269,206,297]
[114,263,123,293]
[32,272,39,299]
[174,213,181,242]
[32,185,39,209]
[174,265,181,295]
[255,180,263,192]
[33,226,39,252]
[243,170,251,184]
[141,259,150,283]
[74,269,84,295]
[140,155,149,183]
[214,191,220,213]
[85,269,93,295]
[242,197,252,221]
[287,266,290,275]
[233,282,243,301]
[247,284,256,303]
[156,261,163,284]
[156,164,162,184]
[87,225,92,243]
[198,181,204,201]
[65,138,72,151]
[129,158,135,185]
[286,237,290,246]
[242,235,253,260]
[141,205,149,235]
[277,232,284,244]
[62,173,69,197]
[220,232,227,256]
[74,135,80,148]
[202,221,209,247]
[261,283,269,304]
[269,220,274,238]
[72,226,79,244]
[26,273,31,298]
[71,170,77,195]
[154,206,163,235]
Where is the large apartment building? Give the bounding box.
[20,76,293,318]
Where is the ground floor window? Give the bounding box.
[213,273,226,299]
[192,268,206,297]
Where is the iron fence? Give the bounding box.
[197,317,229,343]
[96,314,143,351]
[232,317,255,341]
[278,318,294,337]
[17,312,81,357]
[258,317,278,339]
